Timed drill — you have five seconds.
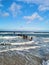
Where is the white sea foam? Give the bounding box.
[42,38,49,42]
[0,46,40,52]
[42,60,49,65]
[10,41,34,45]
[0,36,21,39]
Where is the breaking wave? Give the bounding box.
[0,33,49,65]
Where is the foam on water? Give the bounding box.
[0,46,41,53]
[0,32,49,65]
[42,60,49,65]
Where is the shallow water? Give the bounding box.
[0,32,49,65]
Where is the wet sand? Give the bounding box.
[0,50,42,65]
[0,37,49,65]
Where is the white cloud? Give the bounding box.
[17,0,49,11]
[38,5,49,11]
[2,12,9,17]
[9,2,22,17]
[45,20,49,24]
[17,0,32,3]
[0,11,9,17]
[16,26,44,31]
[24,12,43,23]
[17,0,49,6]
[17,0,46,4]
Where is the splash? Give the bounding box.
[42,60,49,65]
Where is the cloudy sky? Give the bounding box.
[0,0,49,31]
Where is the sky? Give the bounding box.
[0,0,49,31]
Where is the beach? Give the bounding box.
[0,41,49,65]
[0,32,49,65]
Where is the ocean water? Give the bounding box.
[0,31,49,65]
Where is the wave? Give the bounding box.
[0,36,21,39]
[0,33,49,65]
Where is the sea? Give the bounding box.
[0,31,49,65]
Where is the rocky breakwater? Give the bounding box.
[0,50,42,65]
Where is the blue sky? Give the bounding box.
[0,0,49,31]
